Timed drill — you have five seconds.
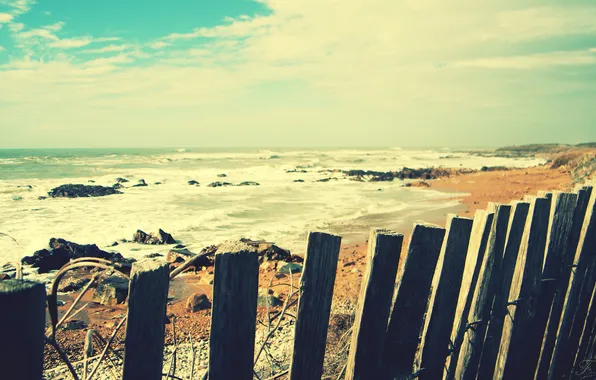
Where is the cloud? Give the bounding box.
[0,46,5,52]
[146,41,170,49]
[0,13,13,22]
[82,44,133,54]
[48,37,94,48]
[453,49,596,69]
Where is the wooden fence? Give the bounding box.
[1,186,596,380]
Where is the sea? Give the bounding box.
[0,147,544,269]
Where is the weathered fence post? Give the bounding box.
[289,232,342,380]
[548,188,596,380]
[493,196,551,379]
[523,192,577,375]
[417,215,473,380]
[575,284,596,371]
[0,279,46,380]
[454,203,511,380]
[345,229,403,380]
[209,242,259,380]
[122,259,170,380]
[475,201,530,379]
[536,186,593,379]
[445,210,495,379]
[380,223,446,380]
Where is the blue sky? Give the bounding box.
[0,0,595,148]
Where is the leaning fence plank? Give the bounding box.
[575,283,596,372]
[416,215,473,380]
[493,196,551,380]
[522,192,577,376]
[122,259,170,380]
[0,279,46,380]
[454,203,512,380]
[345,229,404,380]
[536,186,593,379]
[445,210,495,380]
[289,232,342,380]
[380,223,446,380]
[548,188,596,380]
[208,242,259,380]
[476,201,530,380]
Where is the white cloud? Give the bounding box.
[146,41,170,49]
[82,44,133,54]
[48,37,93,48]
[0,13,13,22]
[453,49,596,69]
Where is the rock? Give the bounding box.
[237,181,260,186]
[132,179,148,187]
[21,248,69,274]
[38,196,47,200]
[256,243,292,261]
[167,248,196,264]
[403,180,431,188]
[144,253,163,259]
[279,263,303,274]
[217,174,227,177]
[154,182,162,185]
[173,244,185,249]
[12,195,22,201]
[109,241,119,247]
[293,179,305,183]
[159,229,176,244]
[112,183,124,190]
[59,277,90,292]
[257,289,283,307]
[63,320,87,331]
[186,292,211,312]
[88,180,96,183]
[133,229,176,245]
[93,276,129,306]
[343,261,356,267]
[208,181,233,187]
[48,184,122,198]
[0,273,11,281]
[188,180,200,186]
[316,178,337,183]
[116,178,129,183]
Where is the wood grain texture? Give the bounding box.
[493,196,551,380]
[445,210,495,380]
[536,186,593,380]
[208,242,259,380]
[0,280,46,380]
[289,232,342,380]
[454,204,512,380]
[575,283,596,371]
[122,259,170,380]
[548,188,596,380]
[380,223,446,380]
[476,201,530,380]
[345,229,404,380]
[417,215,474,380]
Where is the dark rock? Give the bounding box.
[133,229,176,245]
[17,185,32,190]
[217,174,227,177]
[21,248,69,274]
[286,169,308,173]
[167,248,196,263]
[316,178,337,183]
[109,241,119,247]
[256,243,292,261]
[293,179,305,183]
[38,196,47,200]
[112,183,124,190]
[12,195,22,201]
[116,178,129,183]
[159,229,176,244]
[59,277,91,292]
[188,180,200,185]
[186,292,211,312]
[154,182,162,185]
[208,181,233,187]
[144,253,163,258]
[64,320,87,331]
[279,263,303,274]
[173,244,186,249]
[268,155,281,159]
[48,184,122,198]
[237,181,260,186]
[0,273,11,281]
[93,276,129,306]
[132,179,148,187]
[88,180,96,183]
[257,289,283,307]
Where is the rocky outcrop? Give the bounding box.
[186,292,211,312]
[116,178,129,183]
[208,181,233,187]
[132,179,148,187]
[48,184,122,198]
[92,276,129,306]
[188,180,200,185]
[237,181,260,186]
[112,183,124,190]
[132,229,176,245]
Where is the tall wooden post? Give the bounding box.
[454,204,512,380]
[493,196,551,379]
[446,210,495,380]
[0,280,46,380]
[289,232,342,380]
[476,201,530,379]
[345,229,403,380]
[536,186,593,379]
[380,223,446,380]
[417,216,473,380]
[122,259,170,380]
[209,242,259,380]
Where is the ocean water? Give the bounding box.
[0,148,544,266]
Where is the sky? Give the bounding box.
[0,0,595,148]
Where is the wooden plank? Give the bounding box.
[454,204,512,380]
[476,201,530,380]
[289,232,342,380]
[536,186,593,379]
[575,283,596,371]
[522,192,577,376]
[548,188,596,380]
[493,196,551,380]
[209,242,259,380]
[416,215,474,380]
[345,229,404,380]
[0,280,46,380]
[122,259,170,380]
[445,210,495,380]
[379,223,446,380]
